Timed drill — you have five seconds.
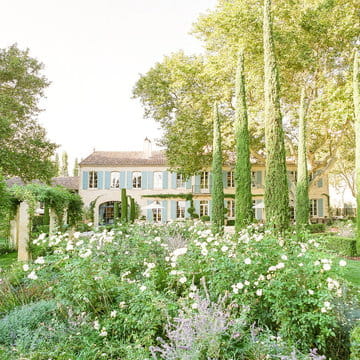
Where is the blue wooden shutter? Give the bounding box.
[318,198,324,217]
[186,177,192,190]
[105,172,111,189]
[82,171,89,190]
[119,171,125,188]
[195,175,200,192]
[194,200,200,216]
[126,171,132,189]
[141,171,148,189]
[162,171,168,189]
[162,200,167,223]
[171,200,177,220]
[171,173,177,189]
[185,200,191,218]
[148,171,154,189]
[146,200,152,222]
[223,171,228,188]
[256,171,262,186]
[97,171,104,189]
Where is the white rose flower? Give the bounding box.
[110,310,117,318]
[27,271,38,280]
[34,257,45,265]
[244,258,251,265]
[99,328,108,337]
[256,289,263,296]
[339,260,347,267]
[139,285,147,292]
[23,264,30,272]
[179,276,187,284]
[323,264,331,271]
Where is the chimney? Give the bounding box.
[143,137,152,158]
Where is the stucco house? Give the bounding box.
[78,138,329,226]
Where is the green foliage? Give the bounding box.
[0,44,57,182]
[121,188,128,223]
[211,103,225,234]
[200,215,210,222]
[309,223,326,233]
[296,88,310,230]
[0,300,57,345]
[234,50,253,232]
[114,201,120,225]
[130,197,136,223]
[321,236,357,257]
[60,151,69,177]
[350,324,360,360]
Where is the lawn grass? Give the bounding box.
[341,258,360,287]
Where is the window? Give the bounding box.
[200,200,209,217]
[176,173,186,188]
[251,172,257,188]
[111,172,120,188]
[132,172,142,188]
[152,201,162,222]
[310,199,318,217]
[227,171,234,188]
[89,171,98,189]
[177,201,186,219]
[200,171,209,190]
[154,172,163,189]
[227,200,235,218]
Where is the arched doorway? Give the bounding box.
[99,201,121,225]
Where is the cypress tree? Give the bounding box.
[263,0,290,231]
[54,153,60,176]
[61,151,69,177]
[130,197,136,223]
[354,50,360,254]
[73,158,79,176]
[295,88,309,232]
[43,203,50,226]
[121,188,128,223]
[234,50,253,233]
[211,102,225,234]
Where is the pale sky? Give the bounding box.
[0,0,218,166]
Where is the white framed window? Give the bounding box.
[227,171,234,188]
[154,172,163,189]
[310,199,318,217]
[111,172,120,188]
[251,172,257,188]
[132,172,142,189]
[227,199,235,218]
[176,173,186,188]
[177,201,186,219]
[200,200,209,217]
[152,203,162,222]
[89,171,98,189]
[200,171,209,190]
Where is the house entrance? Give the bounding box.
[99,201,121,225]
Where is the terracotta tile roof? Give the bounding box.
[79,151,167,166]
[52,177,79,190]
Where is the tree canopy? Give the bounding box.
[0,44,57,182]
[133,0,360,177]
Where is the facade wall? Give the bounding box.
[79,164,329,225]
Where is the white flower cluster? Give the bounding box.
[142,261,156,278]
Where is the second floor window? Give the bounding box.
[89,171,98,189]
[111,172,120,188]
[132,172,142,189]
[227,171,234,188]
[176,173,186,188]
[200,171,209,189]
[154,172,163,189]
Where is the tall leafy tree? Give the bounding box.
[295,88,310,231]
[0,44,57,182]
[234,50,253,232]
[211,103,224,234]
[263,0,289,230]
[354,50,360,253]
[61,151,69,177]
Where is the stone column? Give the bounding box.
[18,202,30,262]
[49,208,57,234]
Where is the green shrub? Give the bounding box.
[322,236,357,257]
[0,300,57,345]
[226,219,235,226]
[308,223,326,233]
[200,215,210,222]
[350,324,360,359]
